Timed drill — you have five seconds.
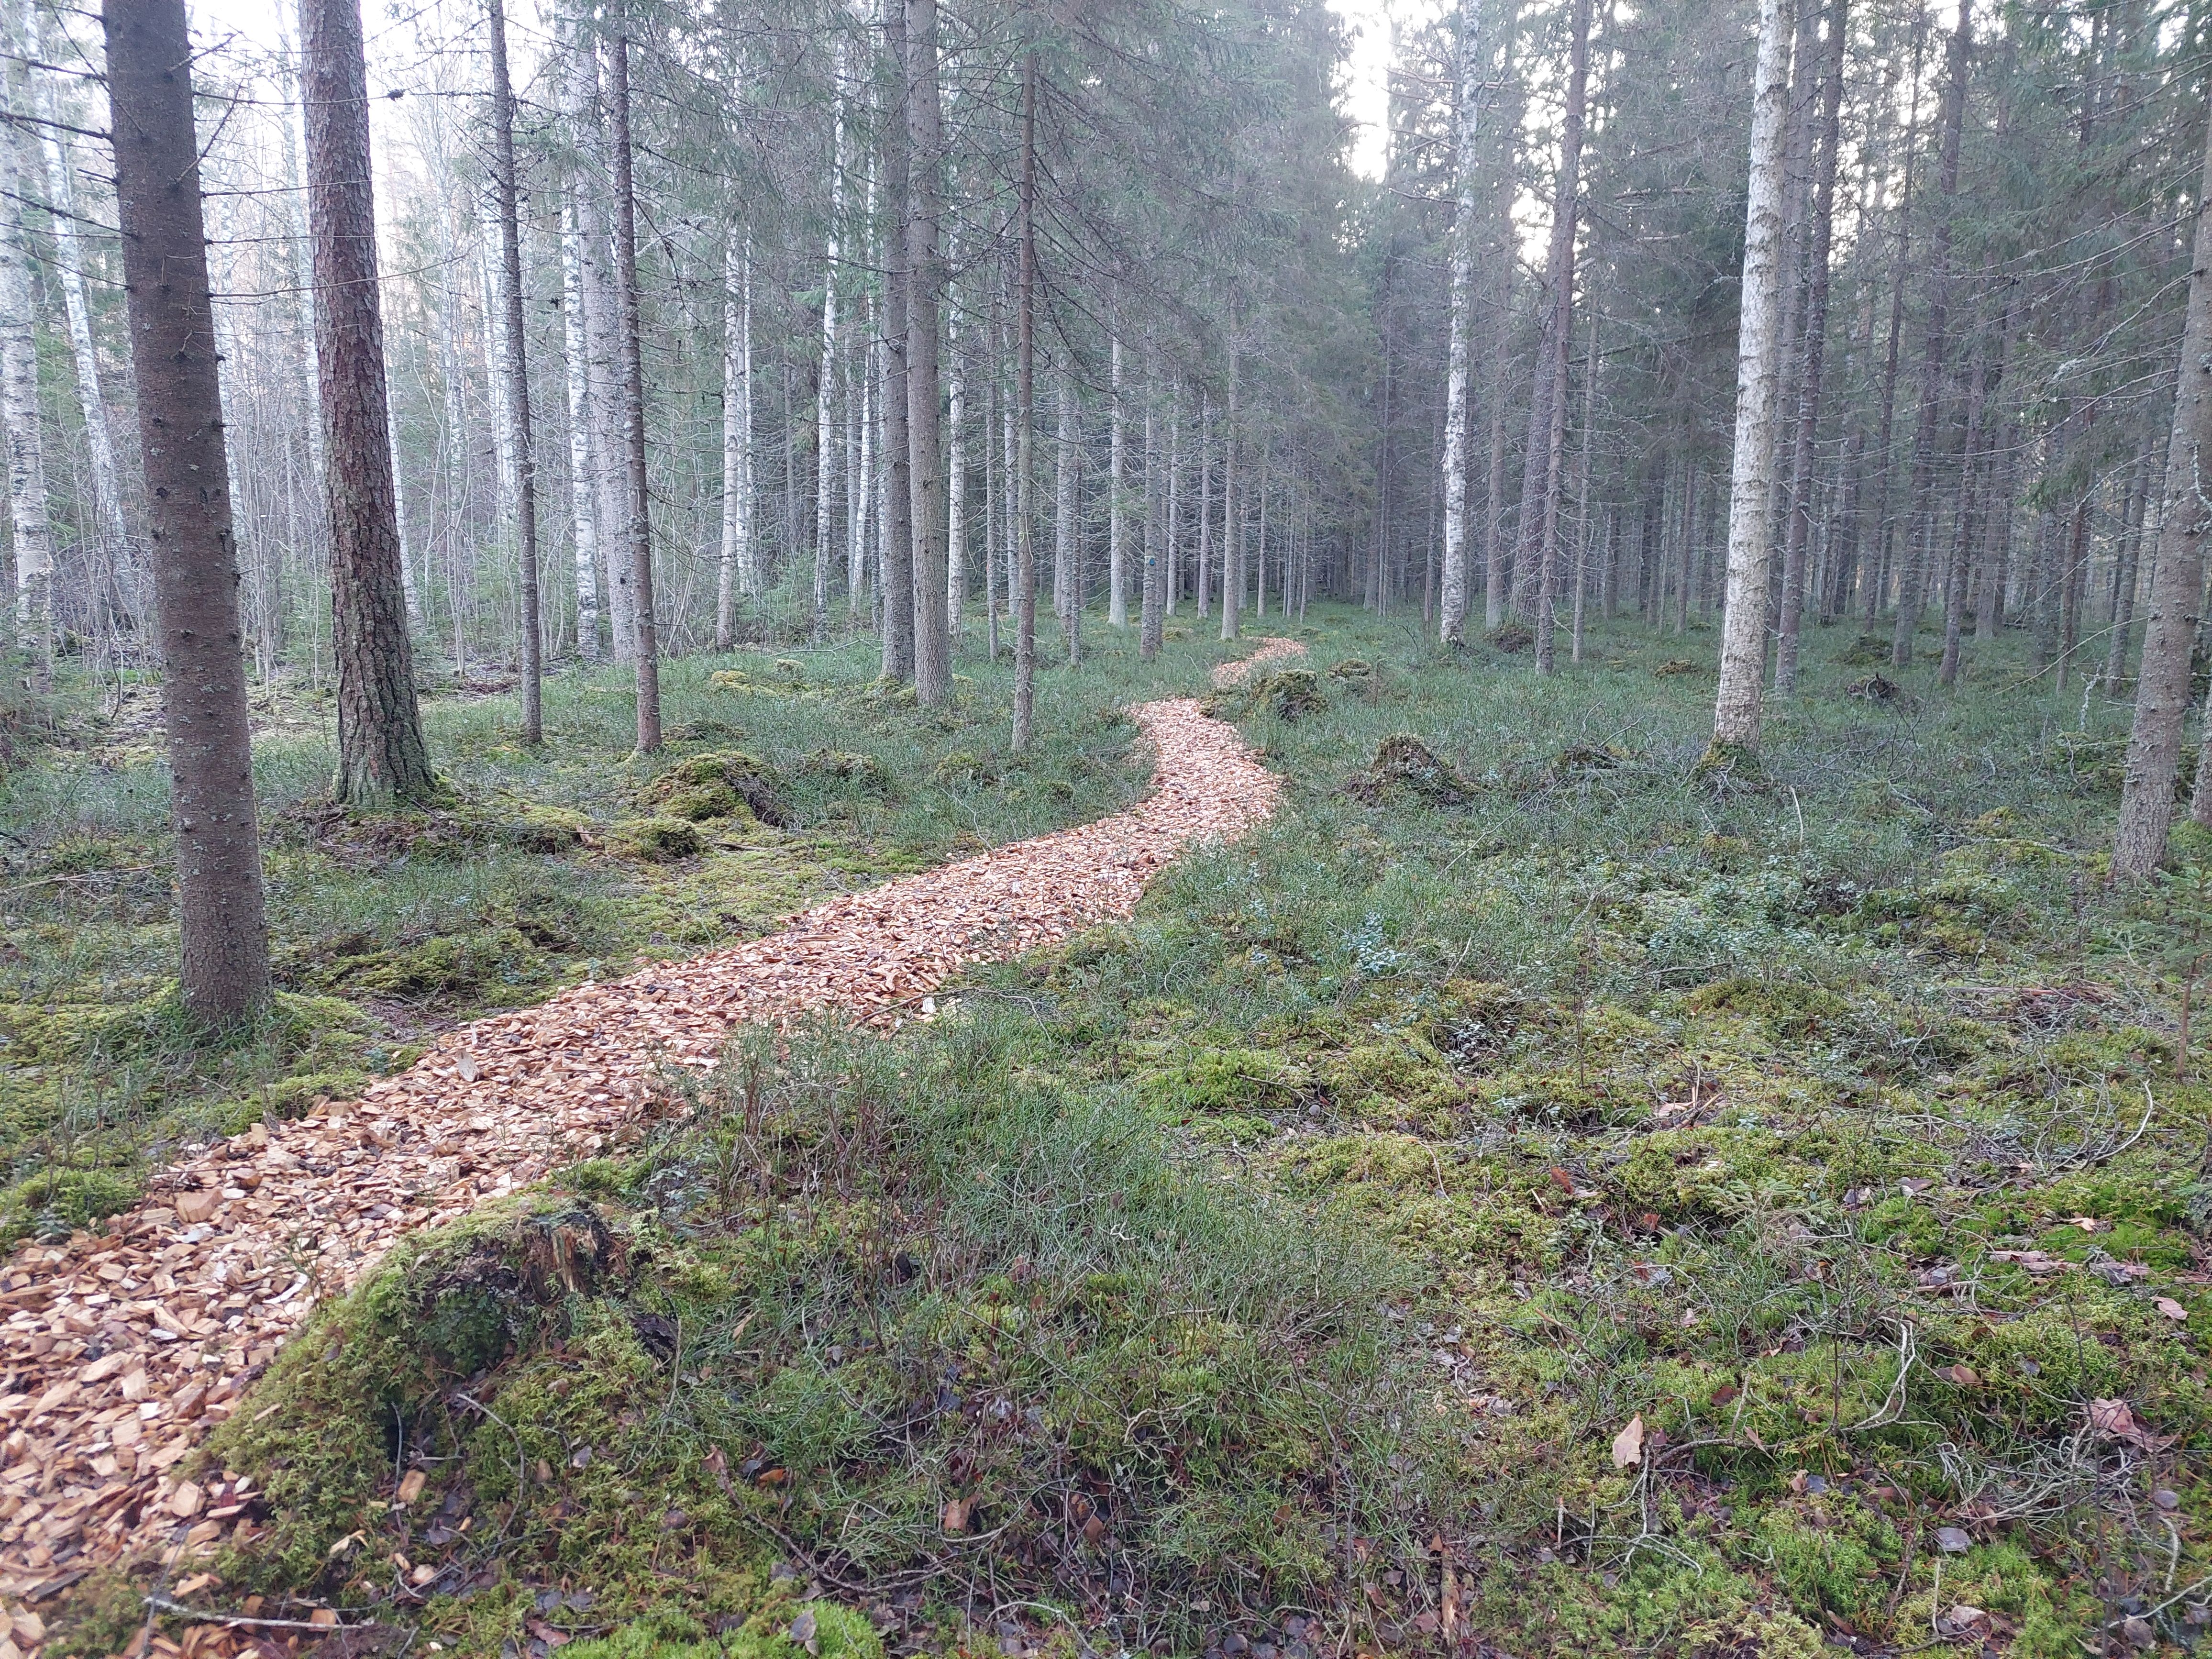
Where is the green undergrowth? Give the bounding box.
[162,1014,1439,1658]
[0,625,1225,1248]
[954,607,2212,1655]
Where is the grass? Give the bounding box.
[24,605,2212,1658]
[0,622,1232,1245]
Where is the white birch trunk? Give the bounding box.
[813,81,846,641]
[716,238,753,647]
[560,199,603,661]
[947,300,967,637]
[1055,366,1077,634]
[1711,0,1794,752]
[35,116,128,604]
[1438,0,1485,645]
[1108,335,1128,626]
[1166,398,1181,615]
[569,31,633,664]
[0,44,51,667]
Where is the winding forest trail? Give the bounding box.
[0,638,1306,1630]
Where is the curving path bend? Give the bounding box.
[0,638,1307,1641]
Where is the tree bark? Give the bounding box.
[906,0,951,704]
[1438,0,1487,647]
[716,238,753,647]
[1771,0,1847,697]
[879,0,915,685]
[300,0,437,806]
[1890,6,1969,669]
[1221,341,1242,640]
[605,19,660,753]
[1109,334,1128,626]
[1528,0,1592,671]
[1011,50,1038,754]
[105,0,273,1023]
[2113,110,2212,875]
[486,0,542,744]
[1141,363,1164,658]
[1196,395,1214,619]
[0,17,52,679]
[560,200,604,662]
[814,86,847,643]
[1056,365,1082,661]
[566,27,632,664]
[1709,0,1793,753]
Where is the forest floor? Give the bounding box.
[3,609,2210,1659]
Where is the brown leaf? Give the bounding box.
[942,1496,971,1534]
[395,1469,426,1505]
[2155,1296,2190,1321]
[1611,1415,1645,1468]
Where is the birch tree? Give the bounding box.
[0,14,53,678]
[1438,0,1485,648]
[1707,0,1792,755]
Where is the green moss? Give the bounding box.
[644,751,782,825]
[609,816,705,861]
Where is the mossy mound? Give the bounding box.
[929,748,995,786]
[1341,733,1475,806]
[1485,621,1534,653]
[794,749,895,794]
[1220,668,1327,721]
[644,751,784,826]
[608,816,705,861]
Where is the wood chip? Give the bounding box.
[0,651,1299,1602]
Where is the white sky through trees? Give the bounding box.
[190,0,1409,179]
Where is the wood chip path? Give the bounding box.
[0,639,1305,1654]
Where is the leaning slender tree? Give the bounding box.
[300,0,437,806]
[607,16,663,752]
[105,0,272,1023]
[2112,110,2212,877]
[487,0,543,746]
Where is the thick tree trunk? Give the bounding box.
[717,239,753,647]
[2113,111,2212,875]
[1438,0,1486,647]
[1771,0,1847,697]
[906,0,951,704]
[606,21,660,753]
[1011,51,1038,754]
[487,0,542,745]
[300,0,437,806]
[1709,0,1792,753]
[105,0,273,1024]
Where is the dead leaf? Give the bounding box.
[396,1469,426,1504]
[2155,1296,2190,1321]
[456,1052,480,1083]
[1611,1415,1645,1468]
[2088,1397,2161,1449]
[1935,1526,1971,1554]
[942,1496,972,1533]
